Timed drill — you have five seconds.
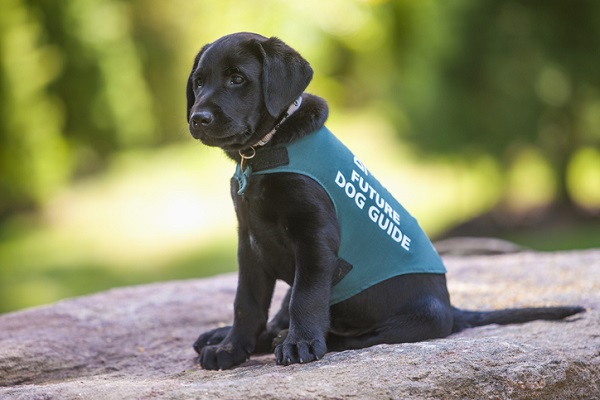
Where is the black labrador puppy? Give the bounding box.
[186,32,585,370]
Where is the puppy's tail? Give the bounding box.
[451,305,586,333]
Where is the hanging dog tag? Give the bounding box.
[236,147,256,195]
[234,165,252,195]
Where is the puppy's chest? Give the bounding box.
[232,179,282,226]
[245,224,297,283]
[233,188,297,276]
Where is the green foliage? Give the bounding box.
[1,0,161,215]
[383,0,600,205]
[2,0,600,215]
[0,0,70,213]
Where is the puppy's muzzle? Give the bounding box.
[189,110,216,140]
[190,111,214,128]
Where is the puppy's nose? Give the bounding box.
[190,111,214,127]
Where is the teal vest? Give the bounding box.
[234,126,446,305]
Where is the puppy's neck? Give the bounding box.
[225,94,329,162]
[253,96,304,147]
[271,93,329,145]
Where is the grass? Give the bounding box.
[0,141,240,314]
[498,222,600,251]
[0,239,237,313]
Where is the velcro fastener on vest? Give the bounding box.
[249,147,290,172]
[332,258,353,287]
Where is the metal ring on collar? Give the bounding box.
[239,146,256,170]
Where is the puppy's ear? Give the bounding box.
[256,37,313,118]
[186,44,210,122]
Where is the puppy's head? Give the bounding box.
[187,32,313,151]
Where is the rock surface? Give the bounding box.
[1,249,599,399]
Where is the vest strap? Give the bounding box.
[247,147,290,172]
[332,258,353,287]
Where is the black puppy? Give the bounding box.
[186,32,585,370]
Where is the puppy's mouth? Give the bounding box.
[192,127,255,151]
[188,107,268,151]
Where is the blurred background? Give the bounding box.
[1,0,599,314]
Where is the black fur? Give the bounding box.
[186,32,586,370]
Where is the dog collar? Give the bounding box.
[254,95,303,147]
[236,95,303,194]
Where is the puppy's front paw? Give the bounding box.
[199,341,250,370]
[274,334,327,366]
[193,326,232,354]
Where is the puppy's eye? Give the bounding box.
[230,74,245,85]
[195,78,204,88]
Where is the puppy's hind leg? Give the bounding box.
[327,297,454,351]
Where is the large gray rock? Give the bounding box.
[1,249,599,399]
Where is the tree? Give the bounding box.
[0,0,163,216]
[385,0,600,210]
[0,0,70,214]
